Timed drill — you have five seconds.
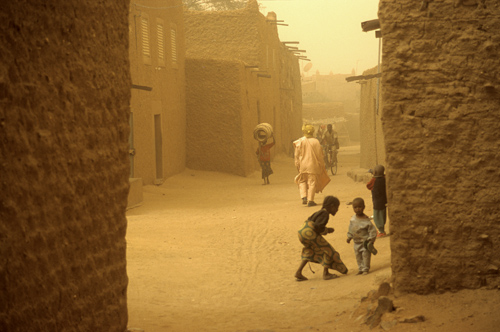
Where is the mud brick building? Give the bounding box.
[128,0,186,186]
[379,0,500,293]
[184,0,303,176]
[0,1,130,330]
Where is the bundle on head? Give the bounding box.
[253,123,274,142]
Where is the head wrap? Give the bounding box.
[302,124,315,138]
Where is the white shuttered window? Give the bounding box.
[171,28,177,64]
[157,20,165,67]
[141,15,151,65]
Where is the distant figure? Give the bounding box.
[316,124,326,142]
[295,196,348,281]
[321,124,339,166]
[256,137,275,185]
[293,124,330,207]
[371,165,388,237]
[321,124,339,148]
[346,197,378,275]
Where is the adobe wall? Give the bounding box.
[0,1,130,331]
[184,0,302,173]
[129,0,186,184]
[184,3,262,65]
[185,58,251,175]
[379,0,500,293]
[359,66,386,169]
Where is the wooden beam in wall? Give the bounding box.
[131,84,153,91]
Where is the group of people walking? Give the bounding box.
[256,123,339,197]
[255,122,388,280]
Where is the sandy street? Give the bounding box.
[125,147,500,332]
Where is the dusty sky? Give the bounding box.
[259,0,380,76]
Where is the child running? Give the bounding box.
[346,197,377,275]
[295,196,348,281]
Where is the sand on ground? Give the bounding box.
[126,146,500,332]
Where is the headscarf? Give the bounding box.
[302,124,315,138]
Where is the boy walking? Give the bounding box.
[346,197,377,275]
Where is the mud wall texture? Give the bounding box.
[185,58,249,175]
[0,1,130,331]
[184,0,302,175]
[277,36,304,157]
[379,0,500,293]
[359,66,386,169]
[129,0,186,184]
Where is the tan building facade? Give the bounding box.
[380,0,500,293]
[302,72,360,113]
[129,0,186,185]
[184,0,303,176]
[1,1,130,330]
[359,66,386,169]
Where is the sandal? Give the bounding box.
[364,240,378,255]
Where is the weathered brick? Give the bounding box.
[380,0,500,294]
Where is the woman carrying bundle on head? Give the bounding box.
[254,123,275,185]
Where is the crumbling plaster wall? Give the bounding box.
[0,1,130,331]
[379,0,500,293]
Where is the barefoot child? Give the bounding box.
[346,197,377,275]
[295,196,348,281]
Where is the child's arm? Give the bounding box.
[320,227,334,236]
[366,177,375,191]
[346,221,354,243]
[367,223,377,242]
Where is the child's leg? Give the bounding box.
[323,266,338,280]
[354,243,365,272]
[373,209,385,233]
[295,259,309,280]
[362,249,372,272]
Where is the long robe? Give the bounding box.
[293,136,330,193]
